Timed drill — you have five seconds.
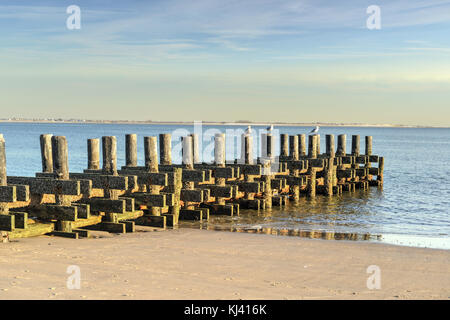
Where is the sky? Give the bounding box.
[0,0,450,126]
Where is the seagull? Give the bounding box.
[266,124,274,132]
[245,125,252,135]
[309,126,319,134]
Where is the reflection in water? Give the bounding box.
[179,189,384,243]
[179,187,449,249]
[202,224,381,242]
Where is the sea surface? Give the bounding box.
[1,122,449,249]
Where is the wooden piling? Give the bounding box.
[365,136,373,156]
[167,167,182,222]
[307,168,316,197]
[298,134,306,157]
[352,135,360,156]
[244,134,254,200]
[214,133,226,205]
[40,134,53,173]
[262,160,272,209]
[144,136,160,214]
[102,136,118,200]
[181,136,194,208]
[102,136,117,176]
[261,133,267,158]
[289,135,299,160]
[87,139,100,170]
[337,134,346,156]
[0,134,9,216]
[308,135,318,159]
[280,134,289,157]
[214,133,226,167]
[0,135,6,188]
[324,161,334,196]
[316,134,321,156]
[267,134,274,158]
[125,134,138,167]
[0,134,12,237]
[52,136,69,181]
[190,133,200,164]
[244,135,253,165]
[159,133,172,165]
[51,136,71,230]
[182,136,194,170]
[144,137,159,173]
[377,156,384,185]
[326,134,335,158]
[365,136,373,170]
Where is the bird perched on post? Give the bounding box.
[245,125,252,135]
[309,126,319,134]
[266,124,274,133]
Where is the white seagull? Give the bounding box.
[266,124,274,132]
[245,125,252,135]
[309,126,319,134]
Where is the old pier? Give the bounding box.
[0,131,384,242]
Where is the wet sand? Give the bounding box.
[0,228,448,300]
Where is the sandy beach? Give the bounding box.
[0,228,448,300]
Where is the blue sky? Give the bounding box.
[1,0,450,125]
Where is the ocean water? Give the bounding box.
[1,122,449,249]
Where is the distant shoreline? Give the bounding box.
[0,119,448,128]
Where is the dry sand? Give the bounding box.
[0,228,448,300]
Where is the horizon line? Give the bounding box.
[0,118,449,129]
